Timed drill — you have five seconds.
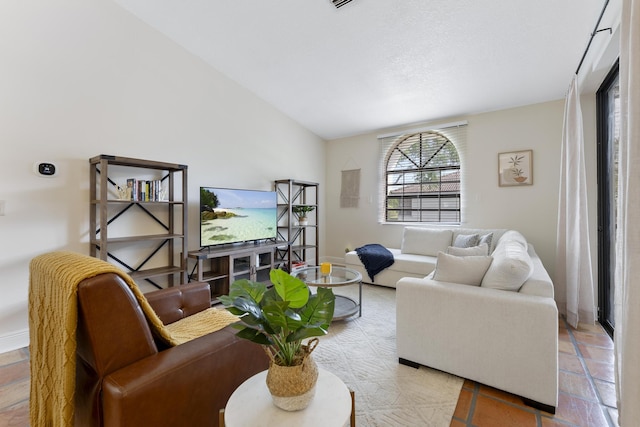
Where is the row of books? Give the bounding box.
[125,178,165,202]
[291,261,307,270]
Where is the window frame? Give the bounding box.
[382,129,462,224]
[596,59,619,338]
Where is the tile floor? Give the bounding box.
[451,317,617,427]
[0,317,617,427]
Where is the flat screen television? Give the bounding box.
[200,187,278,247]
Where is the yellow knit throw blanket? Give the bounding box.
[28,251,237,427]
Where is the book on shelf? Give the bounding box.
[126,178,136,201]
[125,179,164,202]
[291,261,307,270]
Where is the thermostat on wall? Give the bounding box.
[34,162,58,177]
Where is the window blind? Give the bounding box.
[377,121,468,224]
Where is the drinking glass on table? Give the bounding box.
[320,262,332,279]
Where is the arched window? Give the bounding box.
[384,130,461,223]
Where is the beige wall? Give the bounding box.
[324,100,599,289]
[0,0,325,352]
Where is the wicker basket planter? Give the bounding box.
[266,342,319,411]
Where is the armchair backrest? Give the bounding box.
[145,281,211,324]
[75,272,158,426]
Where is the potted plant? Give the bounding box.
[292,205,315,226]
[219,268,335,411]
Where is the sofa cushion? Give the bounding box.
[447,244,489,256]
[453,233,479,248]
[452,229,507,253]
[433,252,493,286]
[401,227,453,256]
[481,239,533,291]
[479,233,493,250]
[392,252,438,275]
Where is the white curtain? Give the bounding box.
[555,75,596,329]
[615,0,640,423]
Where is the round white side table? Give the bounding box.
[224,368,352,427]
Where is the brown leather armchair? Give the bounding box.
[74,273,269,427]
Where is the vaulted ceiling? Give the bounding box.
[113,0,605,140]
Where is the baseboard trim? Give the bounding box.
[0,329,29,354]
[398,357,421,369]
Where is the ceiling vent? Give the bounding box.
[332,0,354,8]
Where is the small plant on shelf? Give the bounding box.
[292,205,315,226]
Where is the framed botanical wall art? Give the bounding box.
[498,150,533,186]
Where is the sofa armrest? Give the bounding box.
[102,325,269,427]
[518,244,555,298]
[396,277,558,408]
[145,281,211,324]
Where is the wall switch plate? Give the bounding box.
[34,162,57,177]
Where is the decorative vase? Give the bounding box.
[298,216,308,226]
[265,339,319,411]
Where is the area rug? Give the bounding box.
[313,283,463,427]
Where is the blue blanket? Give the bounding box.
[355,244,394,282]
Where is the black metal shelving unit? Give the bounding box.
[274,179,319,272]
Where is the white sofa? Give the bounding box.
[345,227,508,287]
[346,226,558,411]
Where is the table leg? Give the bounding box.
[358,281,362,317]
[350,390,356,426]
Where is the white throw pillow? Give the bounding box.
[447,243,489,256]
[401,227,453,256]
[453,233,479,248]
[433,252,493,286]
[481,240,533,291]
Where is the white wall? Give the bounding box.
[0,0,325,352]
[325,101,569,280]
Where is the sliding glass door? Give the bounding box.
[596,60,619,338]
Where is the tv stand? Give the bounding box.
[188,240,284,303]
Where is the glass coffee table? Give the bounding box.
[291,266,362,320]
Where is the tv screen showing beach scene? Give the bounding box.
[200,187,278,247]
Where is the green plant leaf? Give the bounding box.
[292,205,315,214]
[262,300,302,331]
[235,326,272,346]
[270,269,309,309]
[227,296,263,319]
[262,286,279,305]
[288,287,335,341]
[219,303,245,317]
[227,279,267,303]
[301,287,335,323]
